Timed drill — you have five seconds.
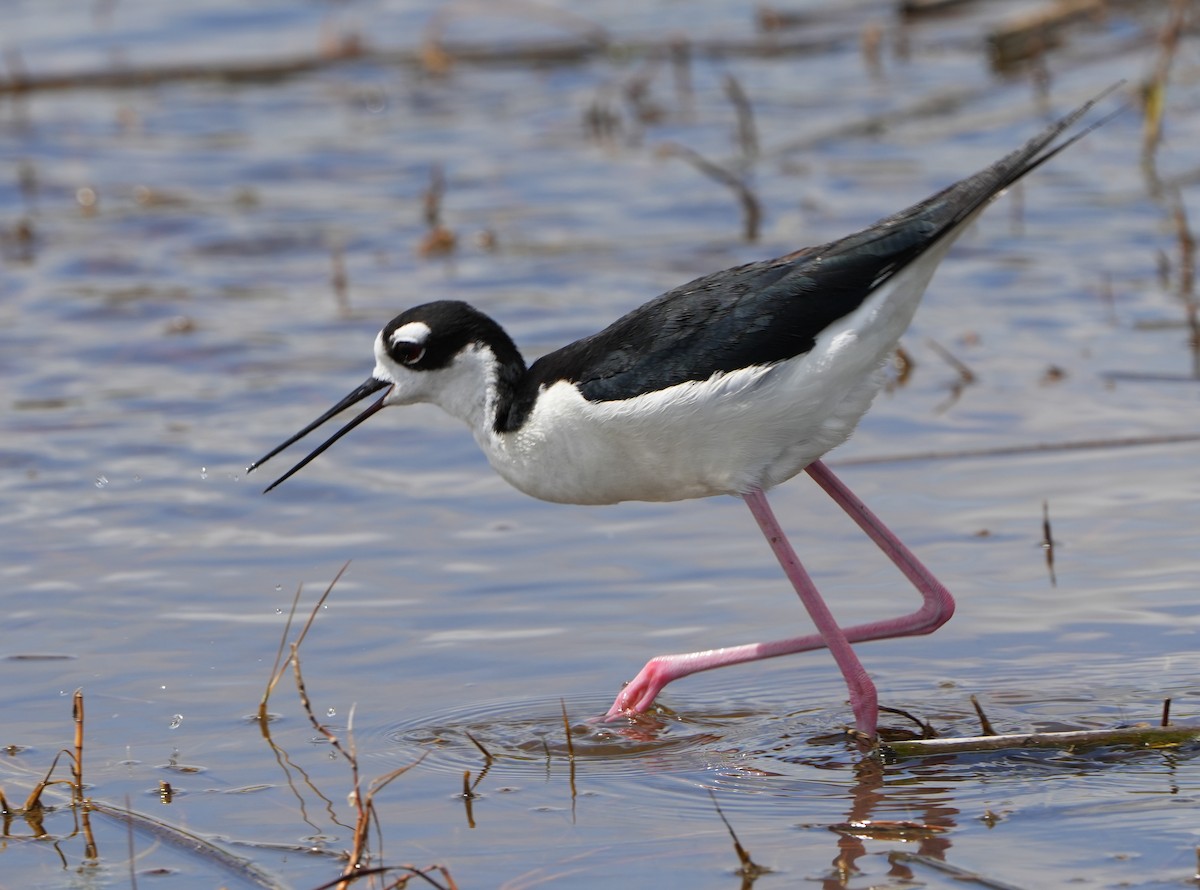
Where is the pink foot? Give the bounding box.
[603,657,672,719]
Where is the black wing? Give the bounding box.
[502,90,1114,430]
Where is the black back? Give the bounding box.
[494,94,1109,432]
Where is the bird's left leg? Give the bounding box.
[604,462,954,729]
[741,487,878,736]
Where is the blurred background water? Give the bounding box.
[2,1,1200,887]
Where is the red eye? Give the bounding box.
[394,342,425,365]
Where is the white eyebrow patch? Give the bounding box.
[391,321,432,344]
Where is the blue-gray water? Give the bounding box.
[3,2,1199,887]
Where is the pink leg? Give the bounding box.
[743,487,878,735]
[604,460,956,731]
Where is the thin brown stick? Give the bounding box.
[1041,500,1057,588]
[259,563,351,723]
[308,863,454,890]
[724,73,758,162]
[71,689,84,804]
[23,749,70,811]
[559,700,575,763]
[1142,0,1189,165]
[969,695,997,736]
[657,142,761,241]
[708,790,770,878]
[463,731,494,764]
[560,700,577,814]
[1170,195,1200,378]
[1162,698,1172,727]
[926,337,975,413]
[879,705,937,739]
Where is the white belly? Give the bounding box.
[484,359,885,504]
[476,258,931,505]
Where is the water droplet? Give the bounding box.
[95,475,109,488]
[199,467,208,480]
[275,584,283,592]
[326,708,336,718]
[169,714,183,729]
[132,474,142,482]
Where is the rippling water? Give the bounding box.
[3,1,1199,888]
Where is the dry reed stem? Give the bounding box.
[259,562,351,726]
[268,564,438,888]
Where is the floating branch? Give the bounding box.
[885,724,1200,758]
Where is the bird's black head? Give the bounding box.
[379,300,523,376]
[247,300,525,492]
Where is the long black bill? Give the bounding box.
[247,376,390,493]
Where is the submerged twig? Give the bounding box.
[891,850,1028,890]
[90,801,286,890]
[886,724,1200,757]
[879,705,937,739]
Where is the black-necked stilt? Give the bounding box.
[250,93,1114,738]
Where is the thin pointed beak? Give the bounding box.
[247,376,391,492]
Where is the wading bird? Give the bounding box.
[250,93,1112,738]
